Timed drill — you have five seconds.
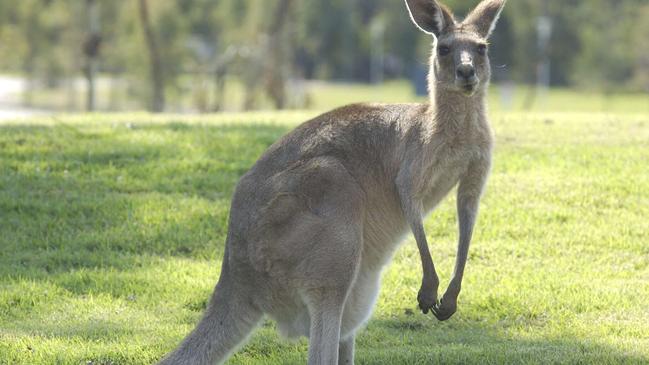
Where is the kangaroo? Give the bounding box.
[158,0,505,364]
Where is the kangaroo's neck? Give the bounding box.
[428,83,487,133]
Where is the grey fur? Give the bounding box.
[463,0,506,38]
[157,0,504,364]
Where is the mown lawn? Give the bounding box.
[1,107,648,364]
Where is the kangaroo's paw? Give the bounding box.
[431,292,458,321]
[417,282,439,314]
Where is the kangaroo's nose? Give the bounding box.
[456,64,476,80]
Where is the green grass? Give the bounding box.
[1,107,648,364]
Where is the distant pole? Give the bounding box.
[523,0,552,110]
[370,18,385,84]
[83,0,101,111]
[536,0,552,96]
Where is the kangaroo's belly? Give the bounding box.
[340,264,382,339]
[263,167,463,340]
[269,262,384,340]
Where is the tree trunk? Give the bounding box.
[212,67,227,112]
[84,0,100,111]
[264,0,294,109]
[138,0,165,112]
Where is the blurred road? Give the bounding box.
[0,76,49,120]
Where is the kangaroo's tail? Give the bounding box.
[157,252,261,365]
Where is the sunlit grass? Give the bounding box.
[1,108,648,364]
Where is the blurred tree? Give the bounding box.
[0,0,64,105]
[83,0,101,111]
[138,0,165,112]
[573,0,627,90]
[631,4,649,92]
[0,0,646,112]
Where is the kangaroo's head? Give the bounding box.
[405,0,506,97]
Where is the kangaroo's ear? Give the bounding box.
[463,0,506,38]
[405,0,455,37]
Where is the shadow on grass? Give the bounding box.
[226,315,648,365]
[345,316,646,365]
[0,122,289,260]
[0,122,288,305]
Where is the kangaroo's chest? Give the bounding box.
[420,144,475,212]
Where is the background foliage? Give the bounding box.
[0,0,647,112]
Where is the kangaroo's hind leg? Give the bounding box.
[303,289,347,365]
[302,229,360,365]
[256,156,364,365]
[301,202,363,364]
[338,335,355,365]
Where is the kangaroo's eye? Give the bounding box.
[438,46,450,56]
[477,44,487,55]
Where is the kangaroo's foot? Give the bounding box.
[417,277,439,314]
[431,287,459,321]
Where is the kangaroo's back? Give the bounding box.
[244,102,428,185]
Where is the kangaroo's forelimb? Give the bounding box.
[397,169,440,314]
[432,159,490,321]
[411,209,440,314]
